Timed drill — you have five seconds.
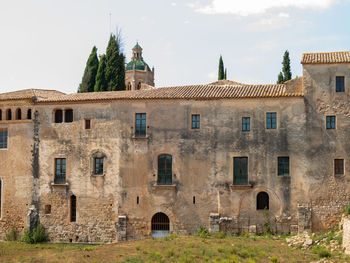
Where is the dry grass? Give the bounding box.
[0,234,349,263]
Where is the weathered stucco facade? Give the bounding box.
[0,51,350,243]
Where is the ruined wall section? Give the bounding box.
[303,64,350,231]
[0,100,34,238]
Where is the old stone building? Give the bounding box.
[125,43,155,90]
[0,51,350,243]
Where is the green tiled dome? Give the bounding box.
[126,60,151,71]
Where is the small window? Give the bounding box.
[137,82,141,90]
[326,116,336,129]
[278,157,290,176]
[0,129,8,149]
[135,113,146,137]
[136,196,139,205]
[6,109,12,120]
[45,205,51,214]
[27,109,32,120]
[242,117,250,131]
[94,157,104,174]
[266,112,276,129]
[16,108,21,120]
[334,159,344,175]
[54,158,66,184]
[257,192,269,210]
[193,196,196,204]
[54,110,63,123]
[336,76,345,92]
[191,114,200,129]
[70,195,76,222]
[233,157,248,185]
[158,154,172,185]
[85,119,91,129]
[0,109,2,121]
[65,109,73,123]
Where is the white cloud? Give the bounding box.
[245,13,291,31]
[191,0,338,16]
[171,2,177,6]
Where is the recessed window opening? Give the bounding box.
[336,76,345,92]
[16,108,21,120]
[151,212,170,238]
[278,157,290,176]
[137,82,141,90]
[193,196,196,204]
[326,116,336,129]
[242,117,250,131]
[266,112,276,129]
[65,109,73,123]
[0,130,8,149]
[233,157,248,185]
[257,192,269,210]
[0,109,2,121]
[45,205,51,214]
[94,157,104,174]
[85,119,91,129]
[6,109,11,120]
[158,154,172,185]
[54,158,66,184]
[135,113,146,137]
[334,159,344,175]
[27,109,32,120]
[70,195,76,222]
[191,114,200,129]
[137,196,139,205]
[54,110,63,123]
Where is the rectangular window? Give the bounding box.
[85,119,91,129]
[266,112,277,129]
[242,117,250,131]
[278,157,290,176]
[233,157,248,185]
[54,158,66,184]
[0,129,8,149]
[336,76,345,92]
[334,159,344,175]
[94,157,104,174]
[191,114,200,129]
[135,113,146,137]
[326,116,336,129]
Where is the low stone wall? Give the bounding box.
[343,216,350,254]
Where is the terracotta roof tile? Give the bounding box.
[35,83,303,103]
[0,89,65,101]
[301,51,350,64]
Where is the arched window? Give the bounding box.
[16,108,21,120]
[70,195,76,222]
[127,82,132,90]
[27,109,32,120]
[65,109,73,123]
[6,109,12,120]
[257,192,269,210]
[137,82,141,90]
[158,154,172,185]
[54,110,63,123]
[151,212,170,238]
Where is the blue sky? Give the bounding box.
[0,0,349,94]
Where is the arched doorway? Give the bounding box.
[151,212,170,238]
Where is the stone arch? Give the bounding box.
[54,109,63,123]
[257,191,269,210]
[6,109,12,120]
[15,108,21,120]
[151,212,170,238]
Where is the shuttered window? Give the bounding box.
[158,155,172,185]
[233,157,248,185]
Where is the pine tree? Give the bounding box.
[105,34,126,91]
[78,46,99,93]
[224,68,227,80]
[218,55,224,80]
[94,54,107,92]
[282,50,292,82]
[277,72,284,84]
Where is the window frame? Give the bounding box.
[326,115,336,129]
[94,157,104,175]
[266,112,277,129]
[233,157,249,185]
[0,129,8,149]
[157,154,173,185]
[336,76,345,92]
[242,117,250,132]
[277,156,290,176]
[135,113,147,137]
[334,159,344,175]
[191,114,200,129]
[54,158,66,184]
[85,119,91,130]
[70,195,77,222]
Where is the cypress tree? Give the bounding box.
[282,50,292,82]
[78,46,99,93]
[277,72,284,84]
[218,55,224,80]
[224,68,227,80]
[105,34,126,91]
[94,54,107,92]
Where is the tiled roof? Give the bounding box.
[301,51,350,64]
[0,89,65,101]
[35,83,303,103]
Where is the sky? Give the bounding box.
[0,0,349,94]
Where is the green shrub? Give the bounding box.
[5,227,19,241]
[312,246,331,258]
[270,255,278,263]
[216,231,225,239]
[345,205,350,216]
[21,223,47,244]
[197,226,210,238]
